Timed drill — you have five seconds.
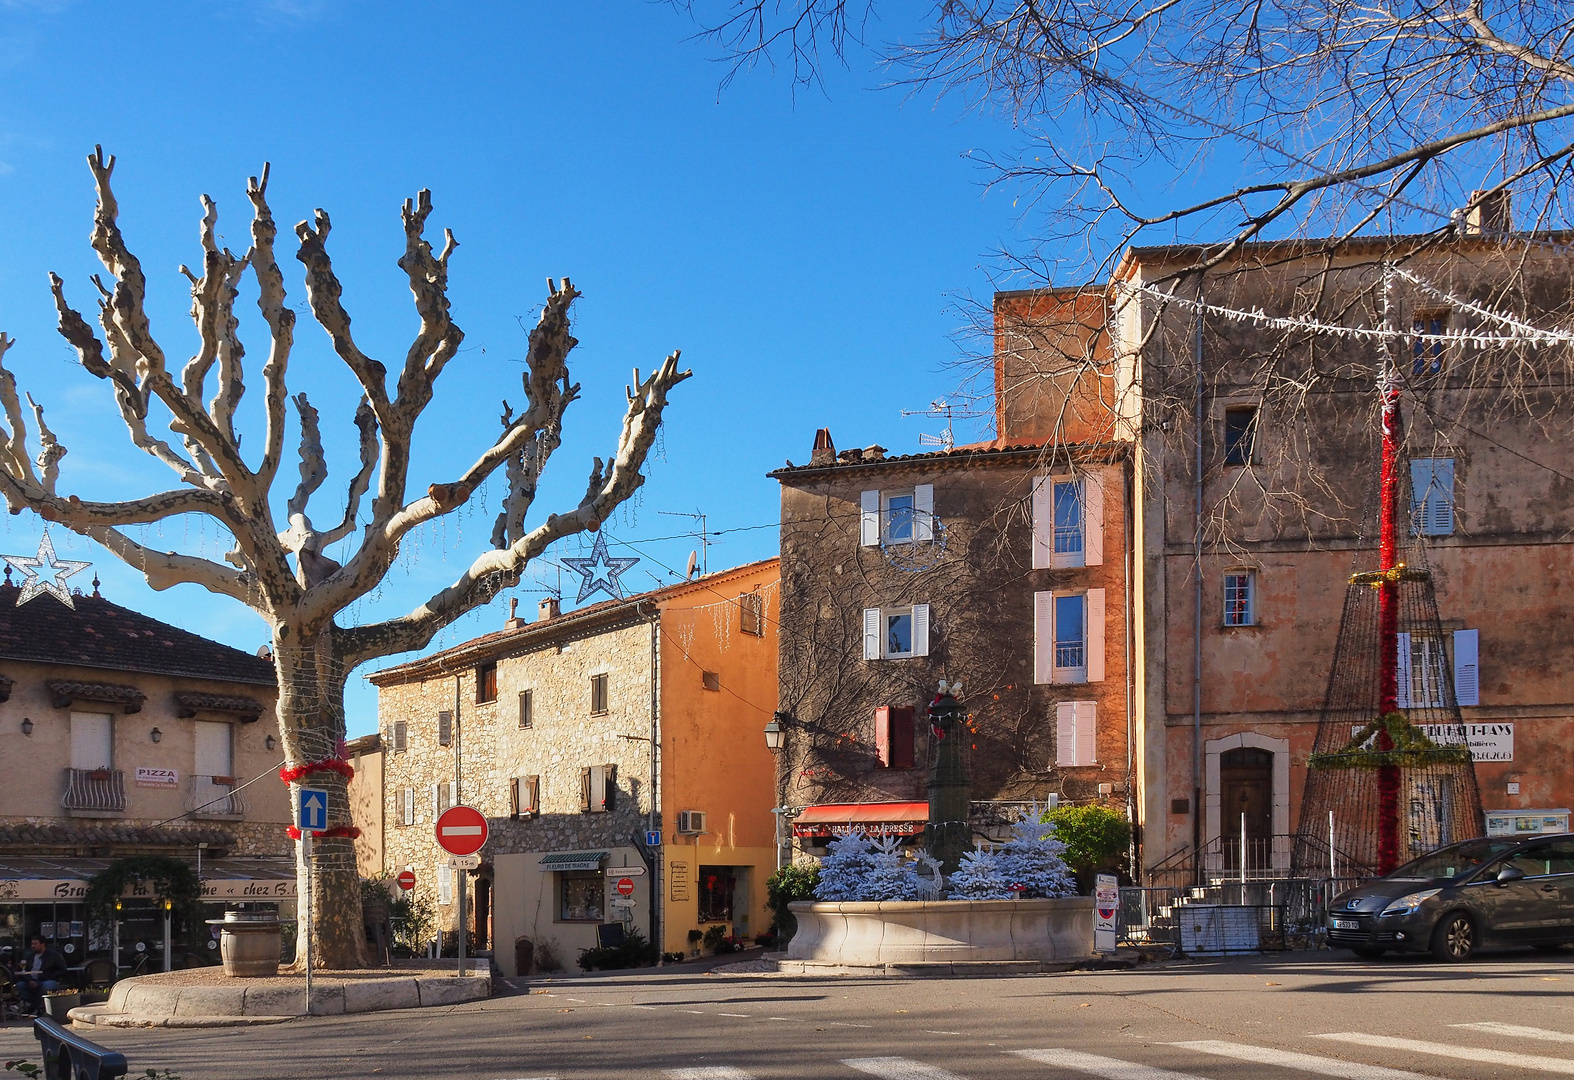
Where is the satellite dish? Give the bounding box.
[685,551,699,580]
[256,645,273,660]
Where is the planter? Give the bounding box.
[43,993,80,1020]
[786,897,1096,966]
[207,910,283,977]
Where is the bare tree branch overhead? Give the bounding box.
[0,148,690,967]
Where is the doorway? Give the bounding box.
[1220,747,1274,873]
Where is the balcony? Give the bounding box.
[61,768,126,815]
[188,775,248,817]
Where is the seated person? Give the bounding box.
[16,936,66,1015]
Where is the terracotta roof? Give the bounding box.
[0,583,274,687]
[0,822,242,848]
[768,440,1127,478]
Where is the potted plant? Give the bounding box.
[686,929,703,957]
[43,988,80,1020]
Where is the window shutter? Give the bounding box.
[402,787,413,826]
[605,763,617,811]
[438,711,452,746]
[448,781,457,811]
[913,484,934,542]
[1086,588,1106,683]
[579,767,592,812]
[1076,702,1097,766]
[1432,458,1455,534]
[1453,628,1480,706]
[911,603,930,657]
[438,865,452,905]
[519,690,532,728]
[510,777,520,819]
[860,490,880,546]
[430,784,440,820]
[863,608,880,660]
[1409,460,1432,533]
[393,721,407,753]
[1395,632,1412,708]
[1034,592,1055,684]
[527,775,540,815]
[1056,701,1077,767]
[1082,476,1104,567]
[1031,476,1052,569]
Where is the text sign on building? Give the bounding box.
[669,860,690,901]
[135,767,178,788]
[1351,723,1512,762]
[435,805,489,856]
[1094,873,1118,953]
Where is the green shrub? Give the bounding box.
[701,924,728,952]
[578,927,656,971]
[1042,804,1131,874]
[765,864,820,941]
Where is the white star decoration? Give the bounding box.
[3,533,92,609]
[560,531,639,604]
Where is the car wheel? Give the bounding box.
[1350,945,1386,959]
[1431,912,1475,961]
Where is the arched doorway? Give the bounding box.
[1220,747,1274,873]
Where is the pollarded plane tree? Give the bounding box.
[0,148,689,967]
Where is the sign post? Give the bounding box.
[1094,872,1119,953]
[435,806,489,980]
[296,787,326,1014]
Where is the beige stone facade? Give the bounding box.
[346,733,384,880]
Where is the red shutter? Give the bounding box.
[876,706,915,769]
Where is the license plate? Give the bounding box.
[1333,919,1361,930]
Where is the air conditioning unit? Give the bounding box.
[677,810,707,835]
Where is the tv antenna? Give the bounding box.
[659,509,710,577]
[900,398,963,451]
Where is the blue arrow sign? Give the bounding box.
[298,787,328,832]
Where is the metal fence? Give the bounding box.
[1119,877,1372,951]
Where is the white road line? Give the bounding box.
[767,1016,805,1022]
[679,1009,706,1014]
[1011,1048,1209,1080]
[924,1031,964,1036]
[716,1012,751,1018]
[1314,1032,1574,1074]
[1454,1022,1574,1043]
[630,1005,660,1010]
[1171,1040,1438,1079]
[830,1022,874,1029]
[564,997,585,1003]
[841,1057,970,1080]
[665,1069,754,1080]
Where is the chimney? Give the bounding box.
[863,444,887,461]
[505,597,527,630]
[810,427,836,466]
[538,596,560,622]
[1459,189,1511,235]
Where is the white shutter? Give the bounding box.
[1395,632,1412,709]
[1453,628,1480,706]
[430,783,440,821]
[913,484,934,543]
[70,713,113,771]
[860,490,880,546]
[1056,701,1077,767]
[1076,702,1098,766]
[1086,588,1106,683]
[1034,592,1055,684]
[910,603,930,656]
[1409,460,1431,534]
[1031,476,1051,569]
[402,787,414,826]
[1431,458,1455,534]
[1082,476,1104,566]
[448,781,458,810]
[863,608,880,660]
[438,865,452,905]
[195,721,232,777]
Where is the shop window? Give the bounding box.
[697,867,736,923]
[559,871,604,921]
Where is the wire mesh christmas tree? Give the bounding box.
[1292,346,1484,878]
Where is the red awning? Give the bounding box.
[792,802,929,838]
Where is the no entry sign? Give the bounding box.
[395,870,416,891]
[435,805,489,857]
[614,877,636,897]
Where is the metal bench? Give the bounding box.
[30,1016,128,1080]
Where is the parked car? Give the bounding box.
[1328,833,1574,961]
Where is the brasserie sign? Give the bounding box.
[0,877,296,901]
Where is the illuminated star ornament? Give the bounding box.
[3,533,92,609]
[561,532,639,604]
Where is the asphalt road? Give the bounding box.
[9,950,1574,1080]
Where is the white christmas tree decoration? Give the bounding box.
[913,852,945,901]
[815,832,878,901]
[947,846,1013,900]
[997,809,1077,899]
[862,835,921,901]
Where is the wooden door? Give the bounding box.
[1220,747,1274,872]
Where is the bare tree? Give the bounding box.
[0,148,690,967]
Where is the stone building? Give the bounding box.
[769,432,1132,856]
[999,228,1574,882]
[0,566,290,969]
[365,559,779,972]
[346,733,384,881]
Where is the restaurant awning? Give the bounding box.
[0,856,297,902]
[792,802,929,838]
[538,851,609,872]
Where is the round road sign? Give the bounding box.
[396,870,417,891]
[435,804,489,857]
[615,877,636,897]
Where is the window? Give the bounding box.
[589,673,609,715]
[1056,701,1097,767]
[702,671,720,692]
[1223,571,1256,626]
[1223,406,1258,465]
[194,721,233,781]
[1411,458,1455,536]
[432,782,455,818]
[862,604,930,660]
[1031,475,1104,569]
[400,787,414,827]
[875,706,915,769]
[392,721,407,753]
[580,763,617,813]
[1397,629,1480,708]
[859,486,934,547]
[518,690,533,729]
[510,775,540,818]
[739,591,765,636]
[69,712,113,771]
[437,711,453,746]
[1034,589,1106,684]
[438,864,452,905]
[475,662,498,704]
[1413,311,1446,375]
[697,867,736,923]
[559,870,603,921]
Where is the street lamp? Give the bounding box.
[763,714,786,752]
[19,716,32,736]
[150,727,162,744]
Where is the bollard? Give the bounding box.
[31,1016,129,1080]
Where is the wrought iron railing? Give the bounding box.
[188,775,247,816]
[61,768,125,813]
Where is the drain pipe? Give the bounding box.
[1192,300,1205,886]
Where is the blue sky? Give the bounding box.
[0,3,1023,734]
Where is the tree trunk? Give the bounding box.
[276,626,371,970]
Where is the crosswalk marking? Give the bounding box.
[1171,1040,1437,1079]
[1010,1048,1208,1080]
[841,1057,970,1080]
[1454,1021,1574,1043]
[1314,1032,1574,1075]
[665,1069,753,1080]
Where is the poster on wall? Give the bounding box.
[669,861,690,902]
[1352,723,1512,762]
[135,768,179,788]
[1094,874,1119,953]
